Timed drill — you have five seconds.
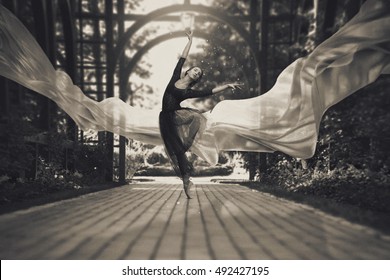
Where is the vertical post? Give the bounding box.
[246,0,261,180]
[258,0,270,177]
[32,0,52,131]
[34,143,39,179]
[59,0,78,170]
[0,0,15,122]
[345,0,360,21]
[260,0,269,96]
[105,0,114,181]
[118,0,127,184]
[289,0,295,62]
[78,0,85,144]
[250,0,260,94]
[92,1,103,102]
[46,0,56,65]
[0,78,9,121]
[321,0,338,41]
[60,0,78,79]
[92,0,105,151]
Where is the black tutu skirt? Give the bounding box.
[159,108,207,178]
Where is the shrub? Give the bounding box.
[74,142,110,184]
[194,165,233,176]
[0,115,36,179]
[146,151,169,165]
[218,152,230,165]
[135,165,233,177]
[261,157,390,213]
[135,166,175,176]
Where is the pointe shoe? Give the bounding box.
[184,180,193,199]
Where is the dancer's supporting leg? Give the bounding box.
[177,152,193,199]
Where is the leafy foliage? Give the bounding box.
[0,112,36,179]
[73,141,111,184]
[113,141,147,181]
[186,1,254,110]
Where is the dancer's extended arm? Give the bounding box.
[181,30,193,58]
[212,83,243,94]
[185,82,243,98]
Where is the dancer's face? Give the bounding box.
[186,67,203,81]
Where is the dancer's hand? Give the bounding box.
[227,83,244,91]
[182,30,193,58]
[185,30,193,41]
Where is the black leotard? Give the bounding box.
[162,57,212,111]
[159,57,213,179]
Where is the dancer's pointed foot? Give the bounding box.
[183,178,193,199]
[301,159,308,170]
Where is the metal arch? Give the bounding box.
[122,30,253,86]
[112,4,260,74]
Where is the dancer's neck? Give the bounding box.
[176,76,192,88]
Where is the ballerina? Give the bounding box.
[160,30,242,198]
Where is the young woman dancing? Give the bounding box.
[159,30,242,198]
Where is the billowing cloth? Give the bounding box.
[209,0,390,160]
[0,0,389,165]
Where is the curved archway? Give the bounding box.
[122,30,254,88]
[112,4,260,75]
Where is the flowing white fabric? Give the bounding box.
[208,0,390,160]
[0,0,389,165]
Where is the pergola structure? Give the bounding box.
[0,0,362,182]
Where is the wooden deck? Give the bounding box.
[0,180,389,259]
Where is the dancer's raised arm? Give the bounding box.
[181,30,193,58]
